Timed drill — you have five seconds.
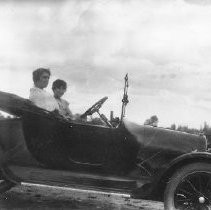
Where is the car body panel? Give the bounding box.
[0,90,210,199]
[124,120,207,175]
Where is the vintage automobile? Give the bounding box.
[0,75,210,210]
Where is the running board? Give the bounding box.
[8,165,150,193]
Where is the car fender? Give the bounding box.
[0,143,23,184]
[0,145,4,166]
[151,151,211,199]
[161,151,211,176]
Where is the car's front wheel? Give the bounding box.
[164,162,211,210]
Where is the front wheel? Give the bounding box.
[164,162,211,210]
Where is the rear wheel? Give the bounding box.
[0,166,16,194]
[0,179,15,193]
[164,162,211,210]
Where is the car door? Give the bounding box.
[64,122,114,165]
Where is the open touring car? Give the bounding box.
[0,75,210,210]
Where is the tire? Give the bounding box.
[0,179,15,194]
[164,162,211,210]
[0,166,17,194]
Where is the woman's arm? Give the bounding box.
[66,105,73,118]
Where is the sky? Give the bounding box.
[1,0,211,128]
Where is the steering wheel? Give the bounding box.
[81,97,108,118]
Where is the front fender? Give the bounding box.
[151,151,211,199]
[158,151,211,181]
[168,151,210,170]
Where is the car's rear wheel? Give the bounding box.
[0,167,16,194]
[164,162,211,210]
[0,179,15,194]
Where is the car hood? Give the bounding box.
[124,120,207,154]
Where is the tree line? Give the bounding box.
[144,115,211,135]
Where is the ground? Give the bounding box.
[0,183,164,210]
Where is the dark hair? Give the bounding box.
[52,79,67,91]
[32,68,51,83]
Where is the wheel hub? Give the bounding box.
[174,171,211,209]
[199,196,205,204]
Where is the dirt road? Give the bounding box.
[0,183,164,210]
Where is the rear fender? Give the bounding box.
[0,143,25,166]
[0,146,4,166]
[0,144,22,184]
[0,165,21,184]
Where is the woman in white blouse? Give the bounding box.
[29,68,59,112]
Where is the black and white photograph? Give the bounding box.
[0,0,211,209]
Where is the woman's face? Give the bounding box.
[54,87,66,99]
[35,72,50,89]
